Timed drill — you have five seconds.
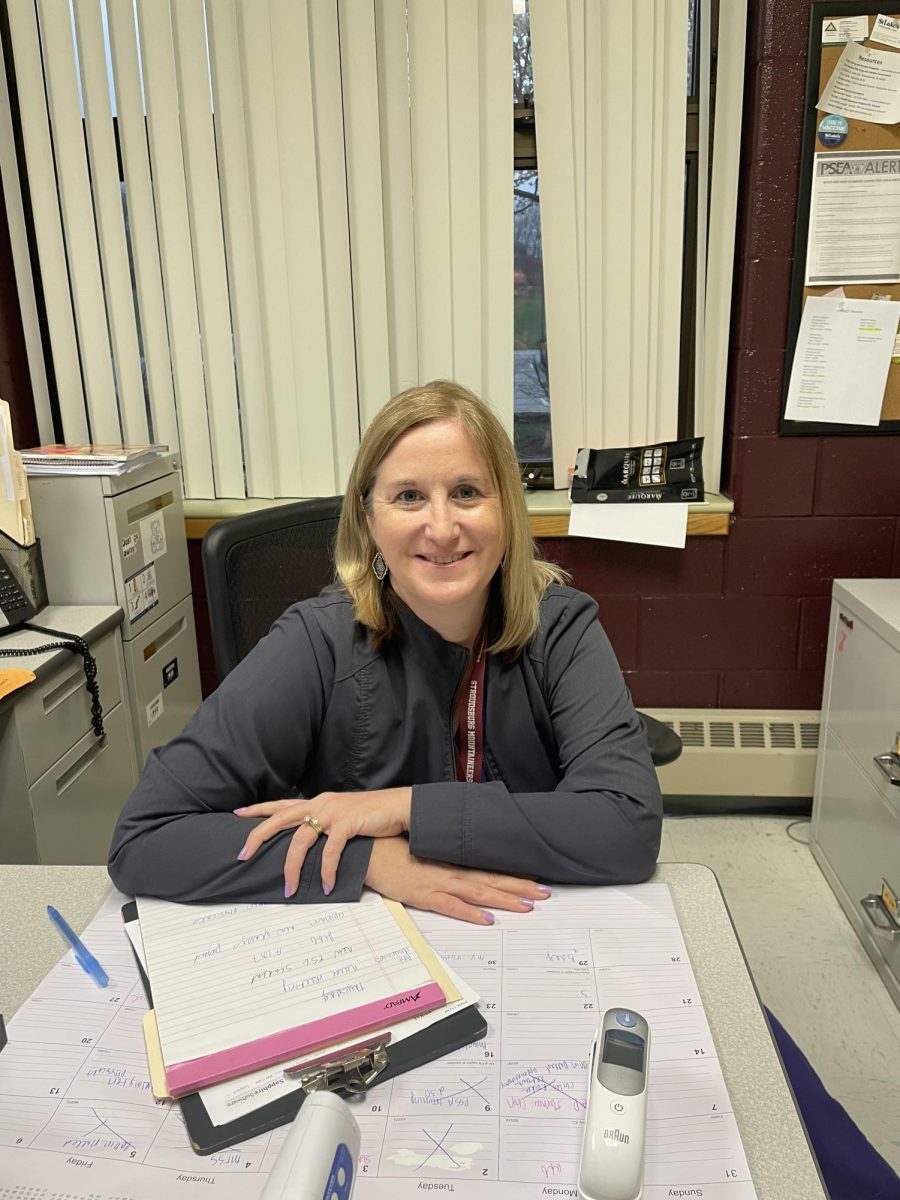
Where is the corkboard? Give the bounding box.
[782,3,900,434]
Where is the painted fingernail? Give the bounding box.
[236,847,248,861]
[233,806,247,813]
[322,883,332,896]
[536,885,551,895]
[284,882,295,899]
[519,898,534,909]
[482,911,495,924]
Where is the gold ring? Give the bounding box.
[303,814,325,836]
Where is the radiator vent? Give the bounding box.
[646,709,821,799]
[660,715,820,752]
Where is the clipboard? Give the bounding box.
[122,901,487,1156]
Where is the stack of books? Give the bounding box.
[21,443,168,476]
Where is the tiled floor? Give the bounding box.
[660,814,900,1174]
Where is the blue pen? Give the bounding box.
[47,905,109,988]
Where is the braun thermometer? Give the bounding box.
[260,1092,361,1200]
[577,1008,651,1200]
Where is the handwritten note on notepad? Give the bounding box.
[135,892,445,1096]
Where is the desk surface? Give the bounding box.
[0,863,826,1199]
[0,604,122,682]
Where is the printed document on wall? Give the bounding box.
[785,295,900,424]
[805,151,900,285]
[817,40,900,122]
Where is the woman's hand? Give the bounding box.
[234,788,412,897]
[364,837,551,925]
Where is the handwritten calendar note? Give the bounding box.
[0,886,758,1199]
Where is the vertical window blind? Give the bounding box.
[1,1,742,501]
[1,0,512,500]
[529,0,745,492]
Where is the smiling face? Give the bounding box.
[367,419,505,646]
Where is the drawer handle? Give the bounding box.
[55,737,106,795]
[873,753,900,787]
[143,616,186,661]
[41,663,86,713]
[860,895,900,942]
[126,490,174,525]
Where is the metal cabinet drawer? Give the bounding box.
[813,727,900,1007]
[28,702,138,865]
[14,629,124,785]
[824,596,900,803]
[123,595,201,763]
[105,474,191,638]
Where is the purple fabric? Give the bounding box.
[767,1009,900,1200]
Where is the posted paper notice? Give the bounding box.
[568,501,689,549]
[785,295,900,424]
[805,150,900,284]
[817,40,900,122]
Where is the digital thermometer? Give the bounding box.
[577,1008,651,1200]
[260,1092,361,1200]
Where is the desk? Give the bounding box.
[0,607,138,862]
[0,863,826,1200]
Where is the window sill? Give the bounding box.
[184,491,732,540]
[523,489,733,537]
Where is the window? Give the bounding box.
[512,0,707,475]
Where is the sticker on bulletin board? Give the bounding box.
[146,692,164,727]
[822,15,870,42]
[125,562,159,623]
[871,13,900,47]
[140,511,167,561]
[817,113,849,146]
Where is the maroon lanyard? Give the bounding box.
[454,628,487,784]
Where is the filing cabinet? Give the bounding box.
[28,454,201,762]
[811,578,900,1010]
[122,594,201,758]
[0,606,138,863]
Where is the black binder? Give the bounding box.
[122,902,487,1156]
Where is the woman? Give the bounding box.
[108,381,662,923]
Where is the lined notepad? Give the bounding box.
[136,892,445,1096]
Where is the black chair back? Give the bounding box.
[202,497,343,681]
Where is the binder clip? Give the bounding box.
[284,1035,391,1096]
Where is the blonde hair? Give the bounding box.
[334,380,568,655]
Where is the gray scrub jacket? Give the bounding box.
[107,584,662,905]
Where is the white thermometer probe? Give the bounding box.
[260,1092,361,1200]
[578,1008,651,1200]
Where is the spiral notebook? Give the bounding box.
[136,891,446,1097]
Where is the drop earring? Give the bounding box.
[372,551,388,581]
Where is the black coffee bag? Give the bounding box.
[570,437,704,504]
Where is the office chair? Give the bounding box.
[640,713,682,767]
[202,496,344,681]
[201,496,681,768]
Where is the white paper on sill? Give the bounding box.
[568,501,689,548]
[784,295,900,424]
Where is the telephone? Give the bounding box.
[0,552,37,630]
